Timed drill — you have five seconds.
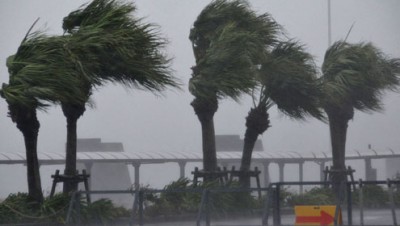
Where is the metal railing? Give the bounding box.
[65,180,400,226]
[65,187,269,226]
[266,180,400,226]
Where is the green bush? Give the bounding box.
[143,178,261,218]
[0,192,130,225]
[0,193,39,223]
[80,199,130,224]
[144,178,201,217]
[352,185,389,208]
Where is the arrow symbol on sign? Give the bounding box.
[296,210,334,225]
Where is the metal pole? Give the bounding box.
[197,189,209,226]
[328,0,332,46]
[262,185,273,226]
[76,192,81,226]
[272,184,281,226]
[347,182,352,225]
[299,162,304,194]
[359,179,364,226]
[129,190,139,226]
[387,179,398,226]
[206,190,210,226]
[138,190,144,226]
[66,191,77,225]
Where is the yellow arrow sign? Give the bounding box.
[295,205,342,226]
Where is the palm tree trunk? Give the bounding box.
[327,109,352,202]
[13,107,43,203]
[240,128,259,187]
[62,103,85,193]
[191,97,218,177]
[240,105,269,187]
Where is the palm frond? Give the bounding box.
[259,41,323,120]
[189,0,280,101]
[321,40,400,112]
[63,0,180,93]
[3,31,90,109]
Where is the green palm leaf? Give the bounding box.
[62,0,180,93]
[321,41,400,113]
[3,31,89,109]
[189,0,280,101]
[258,41,323,120]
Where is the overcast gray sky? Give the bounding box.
[0,0,399,195]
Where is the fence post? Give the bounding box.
[346,182,352,225]
[129,190,139,226]
[272,184,281,226]
[206,190,210,226]
[197,189,210,226]
[387,179,398,226]
[66,191,77,225]
[262,185,273,226]
[138,190,144,226]
[358,179,364,226]
[76,192,81,226]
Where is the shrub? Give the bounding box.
[0,193,38,223]
[80,199,130,224]
[143,178,261,218]
[144,178,201,217]
[0,192,130,225]
[352,185,389,208]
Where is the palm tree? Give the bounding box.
[321,41,400,196]
[1,31,87,203]
[239,41,323,187]
[61,0,179,193]
[189,0,280,174]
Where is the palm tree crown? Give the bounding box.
[63,0,179,92]
[259,41,323,119]
[3,32,87,109]
[321,41,400,115]
[189,0,280,100]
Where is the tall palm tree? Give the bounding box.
[1,31,87,203]
[189,0,280,174]
[239,41,323,187]
[61,0,179,193]
[321,41,400,196]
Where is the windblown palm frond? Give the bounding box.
[2,31,90,109]
[189,0,280,101]
[321,41,400,112]
[62,0,179,93]
[63,0,135,33]
[189,0,280,55]
[189,23,265,100]
[258,41,323,120]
